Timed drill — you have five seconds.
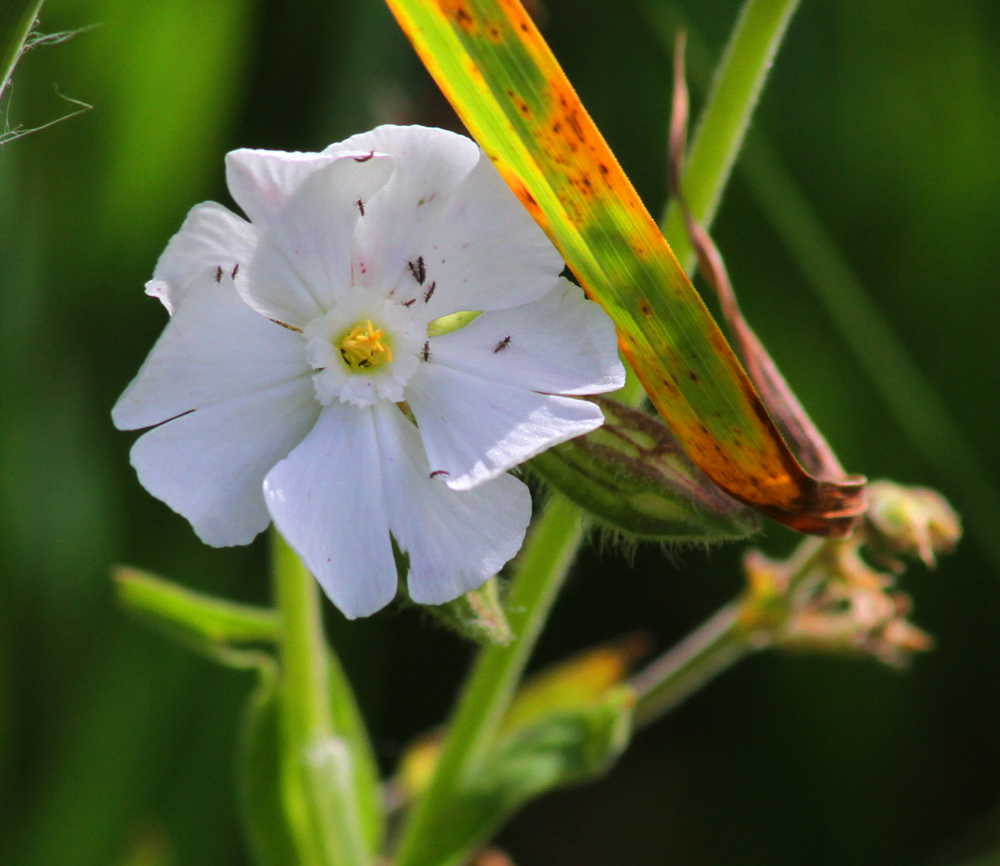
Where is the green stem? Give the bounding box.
[630,536,827,728]
[660,0,803,272]
[618,0,803,407]
[393,495,584,866]
[629,600,750,727]
[0,0,43,102]
[273,533,370,866]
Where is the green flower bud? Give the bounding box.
[417,577,512,646]
[530,397,760,541]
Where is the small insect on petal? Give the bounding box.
[423,280,436,303]
[430,470,449,479]
[402,298,416,307]
[408,256,427,285]
[421,341,431,361]
[356,198,365,216]
[214,266,223,283]
[354,149,375,162]
[231,263,239,279]
[494,335,512,353]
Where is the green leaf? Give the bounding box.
[382,0,864,536]
[113,565,280,668]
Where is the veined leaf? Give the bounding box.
[383,0,865,535]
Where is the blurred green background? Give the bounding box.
[2,0,1000,864]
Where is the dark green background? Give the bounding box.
[2,0,999,863]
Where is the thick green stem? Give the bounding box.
[393,495,584,866]
[661,0,803,272]
[273,533,370,866]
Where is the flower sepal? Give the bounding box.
[404,576,513,646]
[529,396,761,542]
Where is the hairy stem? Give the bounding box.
[393,495,584,866]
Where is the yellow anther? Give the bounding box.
[339,319,393,371]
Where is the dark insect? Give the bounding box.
[402,298,416,308]
[494,335,512,353]
[421,341,430,361]
[354,150,375,162]
[423,280,436,303]
[214,266,223,283]
[408,256,426,285]
[430,470,449,479]
[355,198,365,216]
[231,263,240,279]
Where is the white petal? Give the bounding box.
[429,278,625,396]
[147,202,258,313]
[263,402,398,619]
[129,378,319,547]
[411,148,564,321]
[324,126,480,296]
[113,273,310,431]
[225,148,337,226]
[240,154,395,328]
[372,403,531,605]
[406,363,606,491]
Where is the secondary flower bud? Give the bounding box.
[865,480,961,569]
[530,397,760,541]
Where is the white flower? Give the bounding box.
[113,125,624,619]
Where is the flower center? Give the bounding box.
[338,319,393,371]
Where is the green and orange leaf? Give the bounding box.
[384,0,865,534]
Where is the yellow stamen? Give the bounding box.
[339,319,393,371]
